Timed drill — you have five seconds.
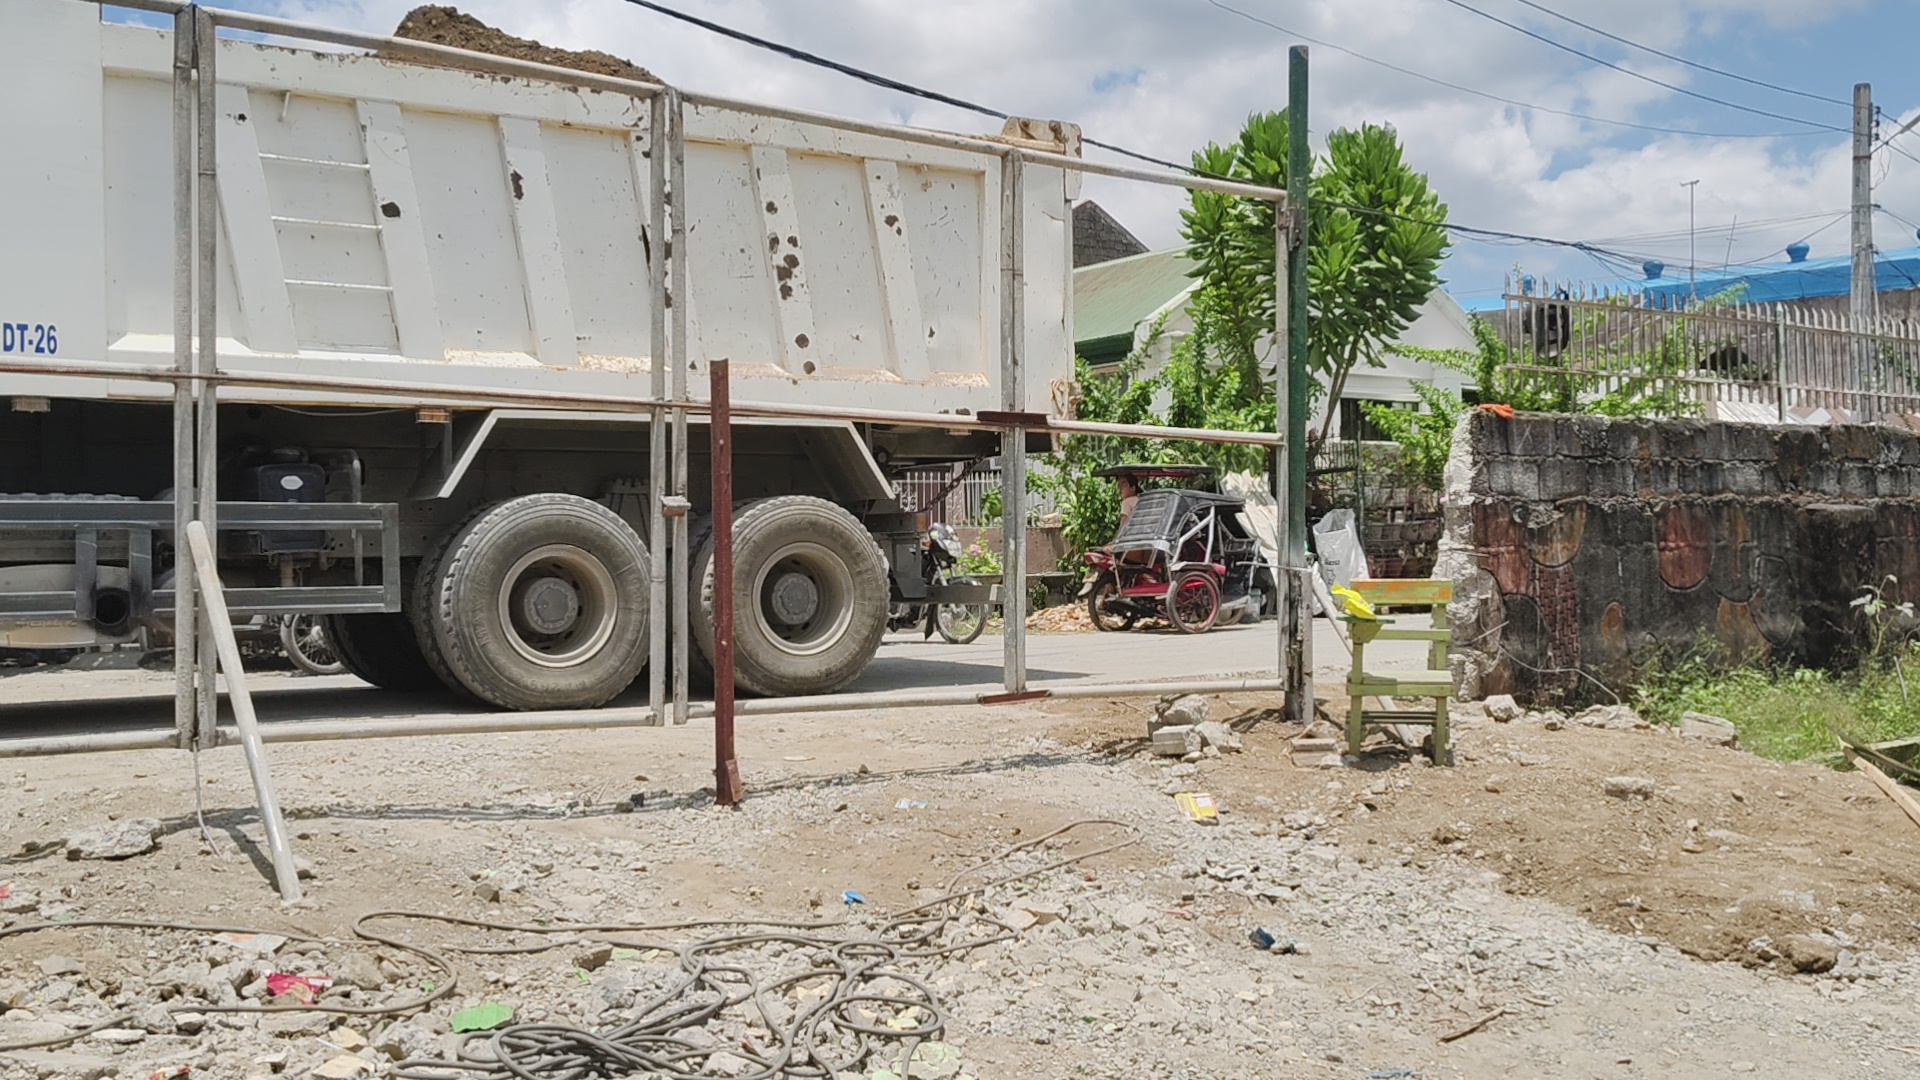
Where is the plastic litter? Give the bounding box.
[1311,509,1370,587]
[1248,927,1302,955]
[1172,792,1219,824]
[1330,583,1378,621]
[842,889,866,906]
[264,973,332,1003]
[449,1002,515,1033]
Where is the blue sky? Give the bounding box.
[152,0,1920,302]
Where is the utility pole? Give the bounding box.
[1851,82,1876,412]
[1680,179,1699,299]
[1851,83,1877,326]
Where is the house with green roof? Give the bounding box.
[1069,203,1477,439]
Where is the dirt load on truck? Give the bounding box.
[393,6,658,83]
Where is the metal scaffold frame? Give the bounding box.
[3,2,1313,880]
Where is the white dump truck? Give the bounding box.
[0,1,1083,708]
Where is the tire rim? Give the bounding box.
[751,541,854,658]
[285,615,344,673]
[1171,575,1216,629]
[938,604,984,640]
[497,544,619,669]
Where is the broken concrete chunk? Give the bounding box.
[1194,720,1243,753]
[34,956,84,977]
[1678,711,1739,747]
[703,1050,755,1077]
[1779,934,1838,974]
[1151,725,1202,758]
[0,1051,117,1080]
[334,952,386,992]
[65,818,161,860]
[1575,705,1647,730]
[1152,694,1210,730]
[1484,694,1523,722]
[260,1009,336,1038]
[312,1054,372,1079]
[1603,776,1657,799]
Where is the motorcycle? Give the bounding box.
[888,522,989,644]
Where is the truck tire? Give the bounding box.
[421,493,650,711]
[324,612,442,692]
[691,496,888,697]
[409,518,482,703]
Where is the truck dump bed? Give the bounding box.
[1,2,1076,418]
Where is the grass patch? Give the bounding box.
[1634,652,1920,762]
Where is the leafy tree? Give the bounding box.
[1359,379,1463,493]
[1183,112,1450,447]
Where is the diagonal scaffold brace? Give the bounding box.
[183,521,306,902]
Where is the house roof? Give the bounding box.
[1072,201,1149,267]
[1072,248,1198,356]
[1458,245,1920,313]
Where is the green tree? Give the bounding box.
[1183,112,1450,446]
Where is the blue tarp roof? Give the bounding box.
[1456,246,1920,313]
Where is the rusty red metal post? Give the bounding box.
[710,359,743,805]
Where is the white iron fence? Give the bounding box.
[1501,278,1920,423]
[895,463,1059,527]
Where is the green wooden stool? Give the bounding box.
[1341,579,1455,766]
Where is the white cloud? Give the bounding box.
[244,0,1910,293]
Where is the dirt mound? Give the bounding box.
[394,6,657,84]
[1050,694,1920,973]
[1026,602,1094,634]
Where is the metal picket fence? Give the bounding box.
[1501,277,1920,423]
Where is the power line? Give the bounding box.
[612,0,1775,272]
[1435,0,1848,133]
[1507,0,1851,108]
[614,0,1180,171]
[1883,135,1920,171]
[1206,1,1821,140]
[1585,207,1850,245]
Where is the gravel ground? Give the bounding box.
[1,684,1916,1079]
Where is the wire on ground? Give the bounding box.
[0,820,1139,1080]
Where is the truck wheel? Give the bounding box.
[692,496,888,696]
[410,521,482,702]
[324,612,443,692]
[422,493,650,710]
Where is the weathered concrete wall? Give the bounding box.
[1438,410,1920,703]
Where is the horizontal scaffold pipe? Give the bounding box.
[0,357,1283,446]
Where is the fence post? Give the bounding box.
[1773,306,1788,423]
[194,6,219,752]
[998,151,1028,694]
[710,359,742,806]
[171,7,197,750]
[1284,45,1312,725]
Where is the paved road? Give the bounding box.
[0,618,1426,739]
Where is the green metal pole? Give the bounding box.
[1285,46,1312,723]
[1287,47,1310,572]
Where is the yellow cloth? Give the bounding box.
[1330,584,1377,620]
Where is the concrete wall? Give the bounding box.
[1438,410,1920,703]
[955,526,1071,576]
